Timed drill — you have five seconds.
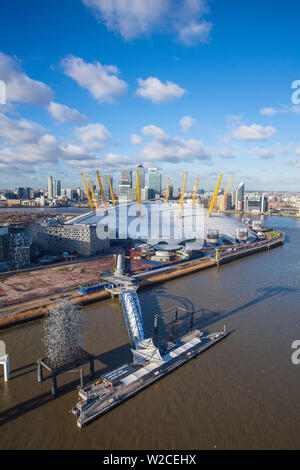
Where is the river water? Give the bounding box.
[0,215,299,450]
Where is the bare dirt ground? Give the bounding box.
[0,256,115,312]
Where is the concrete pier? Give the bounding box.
[0,340,10,381]
[37,360,43,382]
[80,368,84,387]
[154,314,159,332]
[37,349,95,397]
[51,374,57,396]
[0,354,10,382]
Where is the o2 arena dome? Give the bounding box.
[66,201,257,248]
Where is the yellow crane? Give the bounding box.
[165,177,170,203]
[178,170,187,218]
[218,175,233,214]
[87,173,98,210]
[207,173,223,217]
[192,176,199,206]
[136,167,141,217]
[96,170,109,216]
[80,172,95,212]
[108,175,115,206]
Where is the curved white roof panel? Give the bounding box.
[66,202,256,246]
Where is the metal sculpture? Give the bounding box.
[42,299,86,369]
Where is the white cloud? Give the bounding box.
[260,105,300,116]
[281,157,300,167]
[82,0,212,45]
[82,0,166,40]
[0,113,61,168]
[260,107,279,116]
[142,125,170,142]
[254,147,274,160]
[177,20,212,46]
[180,115,196,132]
[0,113,100,173]
[291,106,300,115]
[59,143,93,161]
[218,149,235,159]
[0,51,54,106]
[48,101,87,124]
[135,77,186,103]
[61,55,128,103]
[233,124,277,141]
[75,123,111,151]
[130,133,143,145]
[0,113,44,145]
[101,152,135,167]
[140,124,210,163]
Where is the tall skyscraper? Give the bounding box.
[148,168,161,198]
[137,164,145,189]
[48,176,53,199]
[119,168,132,189]
[48,177,61,198]
[96,175,113,201]
[56,180,61,197]
[53,180,57,198]
[235,182,245,211]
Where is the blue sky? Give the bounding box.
[0,0,300,191]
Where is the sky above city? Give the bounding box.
[0,0,300,191]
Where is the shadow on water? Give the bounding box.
[139,286,196,343]
[0,285,296,428]
[0,362,37,381]
[0,342,133,427]
[142,285,298,339]
[193,285,297,330]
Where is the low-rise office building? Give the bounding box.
[30,220,109,256]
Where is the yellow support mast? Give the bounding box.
[207,173,223,217]
[218,175,233,214]
[178,170,187,218]
[136,167,141,217]
[192,176,199,206]
[165,177,170,203]
[96,170,109,215]
[108,175,115,206]
[87,173,98,210]
[80,172,95,212]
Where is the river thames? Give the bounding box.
[0,215,299,449]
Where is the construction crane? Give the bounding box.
[207,173,223,217]
[96,170,109,216]
[165,177,170,203]
[87,173,98,210]
[108,175,115,206]
[178,170,187,218]
[218,175,233,214]
[192,177,199,206]
[80,172,95,212]
[136,167,141,217]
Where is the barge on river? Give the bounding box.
[71,327,227,428]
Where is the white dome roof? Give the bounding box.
[67,202,256,246]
